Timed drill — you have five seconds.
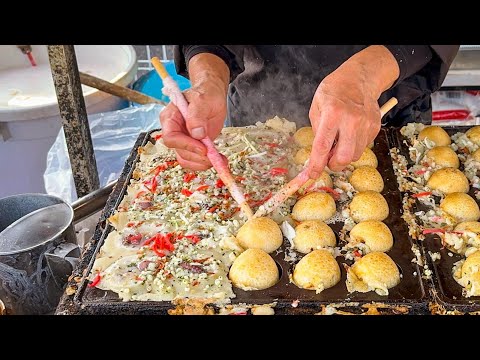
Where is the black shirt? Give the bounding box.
[174,45,459,127]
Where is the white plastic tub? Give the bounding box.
[0,45,138,198]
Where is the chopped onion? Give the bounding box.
[247,151,267,159]
[281,221,296,248]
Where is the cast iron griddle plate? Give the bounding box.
[390,126,480,313]
[57,128,426,315]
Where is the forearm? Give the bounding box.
[308,46,401,177]
[188,53,231,95]
[341,45,400,99]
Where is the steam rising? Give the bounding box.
[226,45,367,127]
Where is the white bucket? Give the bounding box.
[0,45,138,198]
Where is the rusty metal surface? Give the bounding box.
[56,129,429,315]
[56,134,148,315]
[47,45,99,198]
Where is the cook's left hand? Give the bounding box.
[307,45,400,178]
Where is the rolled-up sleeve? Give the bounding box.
[379,45,460,125]
[384,45,433,84]
[383,45,459,91]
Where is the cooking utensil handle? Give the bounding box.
[380,97,398,118]
[79,72,166,106]
[151,58,190,115]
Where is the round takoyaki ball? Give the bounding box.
[418,126,451,146]
[351,147,378,168]
[294,126,315,148]
[346,252,400,296]
[466,126,480,146]
[294,146,312,165]
[293,220,336,254]
[427,168,469,194]
[292,249,341,293]
[229,248,279,291]
[349,191,389,223]
[349,166,384,192]
[440,193,480,223]
[292,192,336,222]
[349,220,393,253]
[236,217,283,253]
[424,146,459,169]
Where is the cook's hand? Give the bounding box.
[160,53,230,171]
[308,72,381,175]
[307,45,400,178]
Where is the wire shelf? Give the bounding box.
[133,45,173,80]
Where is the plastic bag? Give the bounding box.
[44,104,164,203]
[431,90,480,126]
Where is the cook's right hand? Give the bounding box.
[160,80,227,171]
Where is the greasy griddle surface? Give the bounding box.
[59,129,426,315]
[233,129,425,307]
[390,126,480,312]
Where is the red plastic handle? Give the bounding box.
[432,109,470,121]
